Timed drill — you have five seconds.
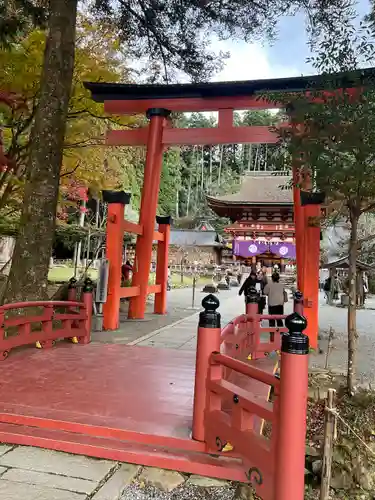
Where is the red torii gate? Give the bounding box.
[84,69,373,347]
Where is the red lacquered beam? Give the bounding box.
[259,328,288,334]
[211,353,280,388]
[259,314,287,321]
[0,301,84,311]
[163,126,279,146]
[147,285,162,294]
[53,313,87,321]
[207,379,274,422]
[221,315,247,334]
[119,286,140,298]
[123,220,143,235]
[153,231,164,241]
[104,96,279,114]
[107,125,279,147]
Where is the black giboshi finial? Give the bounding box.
[285,312,307,333]
[282,312,309,355]
[199,294,221,328]
[202,294,220,311]
[68,277,77,288]
[246,286,259,304]
[83,277,94,293]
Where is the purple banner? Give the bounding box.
[269,242,296,259]
[233,240,296,259]
[234,240,269,258]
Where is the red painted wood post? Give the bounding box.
[275,312,309,500]
[293,164,305,292]
[81,277,94,344]
[301,203,320,349]
[154,215,172,314]
[245,288,259,357]
[128,108,171,319]
[67,277,78,301]
[192,294,221,442]
[293,290,304,316]
[102,191,131,330]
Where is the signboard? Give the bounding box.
[95,259,109,303]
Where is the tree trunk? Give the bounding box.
[194,148,199,207]
[209,146,212,190]
[200,146,204,190]
[4,0,78,303]
[218,145,223,186]
[73,197,86,273]
[347,208,359,394]
[175,188,179,219]
[186,167,192,216]
[247,144,252,171]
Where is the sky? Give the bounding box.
[214,0,372,83]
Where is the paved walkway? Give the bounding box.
[0,445,238,500]
[127,289,375,383]
[92,286,375,381]
[129,289,293,350]
[311,292,375,383]
[92,287,207,345]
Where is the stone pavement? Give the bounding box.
[92,287,208,345]
[0,445,242,500]
[125,288,375,384]
[130,289,293,350]
[310,292,375,384]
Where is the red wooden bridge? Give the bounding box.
[0,284,309,500]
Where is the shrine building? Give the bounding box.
[207,172,295,272]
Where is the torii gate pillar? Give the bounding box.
[128,108,171,319]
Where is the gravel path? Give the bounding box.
[120,483,239,500]
[311,292,375,384]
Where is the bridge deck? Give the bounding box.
[0,344,196,441]
[0,343,252,481]
[0,343,276,481]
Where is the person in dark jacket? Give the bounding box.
[239,271,265,314]
[121,260,133,282]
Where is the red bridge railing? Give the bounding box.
[193,292,309,500]
[0,279,93,360]
[221,290,303,362]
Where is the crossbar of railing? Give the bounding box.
[258,314,287,321]
[211,352,280,388]
[0,300,85,311]
[259,327,288,334]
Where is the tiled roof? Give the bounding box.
[323,256,373,271]
[170,229,224,247]
[207,172,293,205]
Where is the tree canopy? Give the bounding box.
[1,0,354,81]
[0,17,140,217]
[270,7,375,393]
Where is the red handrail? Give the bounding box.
[258,314,287,321]
[211,352,280,388]
[0,301,85,311]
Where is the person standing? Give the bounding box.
[239,271,264,314]
[263,273,287,327]
[167,265,172,291]
[121,260,132,283]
